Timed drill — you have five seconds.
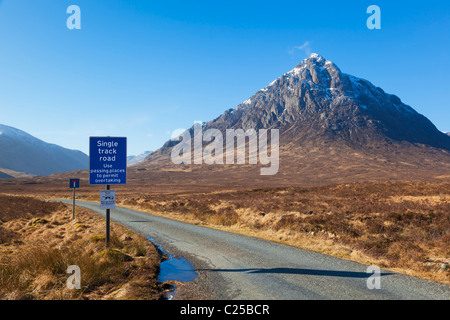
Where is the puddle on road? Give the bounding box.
[158,257,198,283]
[145,236,198,299]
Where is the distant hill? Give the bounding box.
[0,171,13,179]
[0,124,88,176]
[127,151,152,166]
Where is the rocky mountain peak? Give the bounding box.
[211,54,450,150]
[287,55,353,98]
[153,54,450,159]
[135,54,450,186]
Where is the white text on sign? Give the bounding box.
[97,140,119,162]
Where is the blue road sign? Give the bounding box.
[70,178,80,188]
[89,137,127,185]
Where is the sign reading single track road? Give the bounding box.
[89,137,127,185]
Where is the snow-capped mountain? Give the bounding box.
[153,53,450,155]
[0,124,88,176]
[127,151,153,166]
[209,53,449,149]
[137,53,450,185]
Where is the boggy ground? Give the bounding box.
[0,195,168,300]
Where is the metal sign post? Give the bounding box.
[69,179,80,220]
[89,137,126,248]
[100,186,116,247]
[73,188,75,220]
[105,185,111,247]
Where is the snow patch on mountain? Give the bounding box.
[128,151,153,166]
[242,98,252,105]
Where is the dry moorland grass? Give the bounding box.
[0,194,165,300]
[1,180,448,288]
[114,181,449,285]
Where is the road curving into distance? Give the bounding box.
[55,200,449,300]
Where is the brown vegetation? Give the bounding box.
[113,181,449,285]
[0,195,165,300]
[0,180,448,287]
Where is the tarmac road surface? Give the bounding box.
[56,200,449,300]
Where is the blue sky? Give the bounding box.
[0,0,449,155]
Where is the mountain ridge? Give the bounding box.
[0,123,89,176]
[127,151,153,166]
[145,54,450,158]
[134,53,450,186]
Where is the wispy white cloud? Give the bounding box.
[289,41,311,55]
